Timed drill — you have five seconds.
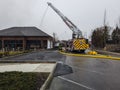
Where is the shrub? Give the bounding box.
[0,52,4,58]
[0,72,49,90]
[4,51,9,56]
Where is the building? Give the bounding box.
[0,27,53,50]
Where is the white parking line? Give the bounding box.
[58,76,95,90]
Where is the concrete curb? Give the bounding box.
[59,51,120,60]
[1,51,35,59]
[0,61,57,90]
[40,62,57,90]
[96,50,120,57]
[0,60,56,63]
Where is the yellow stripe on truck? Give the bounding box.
[73,39,89,50]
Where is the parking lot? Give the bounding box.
[1,50,120,90]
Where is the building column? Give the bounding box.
[47,40,53,49]
[2,40,4,51]
[50,40,53,48]
[2,40,4,48]
[41,40,43,49]
[23,39,26,50]
[47,40,50,49]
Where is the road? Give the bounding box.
[0,50,66,62]
[50,56,120,90]
[1,50,120,90]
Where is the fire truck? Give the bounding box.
[47,2,89,52]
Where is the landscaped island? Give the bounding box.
[0,72,49,90]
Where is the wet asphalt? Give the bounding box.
[50,56,120,90]
[1,50,120,90]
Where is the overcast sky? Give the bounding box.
[0,0,120,40]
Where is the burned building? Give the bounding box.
[0,27,53,50]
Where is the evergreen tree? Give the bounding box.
[112,26,120,44]
[91,26,110,48]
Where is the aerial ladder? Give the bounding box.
[47,2,89,52]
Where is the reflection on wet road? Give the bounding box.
[50,55,120,90]
[0,50,120,90]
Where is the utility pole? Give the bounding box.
[103,10,107,49]
[119,16,120,28]
[53,32,56,48]
[103,10,107,26]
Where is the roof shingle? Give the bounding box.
[0,27,51,37]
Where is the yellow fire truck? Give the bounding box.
[47,2,89,52]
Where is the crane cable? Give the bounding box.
[40,5,49,27]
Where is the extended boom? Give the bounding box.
[47,2,82,39]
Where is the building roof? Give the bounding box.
[0,27,51,37]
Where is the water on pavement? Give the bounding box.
[0,50,120,90]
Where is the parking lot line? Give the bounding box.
[58,76,95,90]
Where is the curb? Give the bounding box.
[59,51,120,60]
[96,50,120,57]
[1,51,35,59]
[40,62,57,90]
[0,61,57,90]
[0,60,56,63]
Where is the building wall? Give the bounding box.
[47,40,53,49]
[0,36,53,51]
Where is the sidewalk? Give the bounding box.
[0,63,56,72]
